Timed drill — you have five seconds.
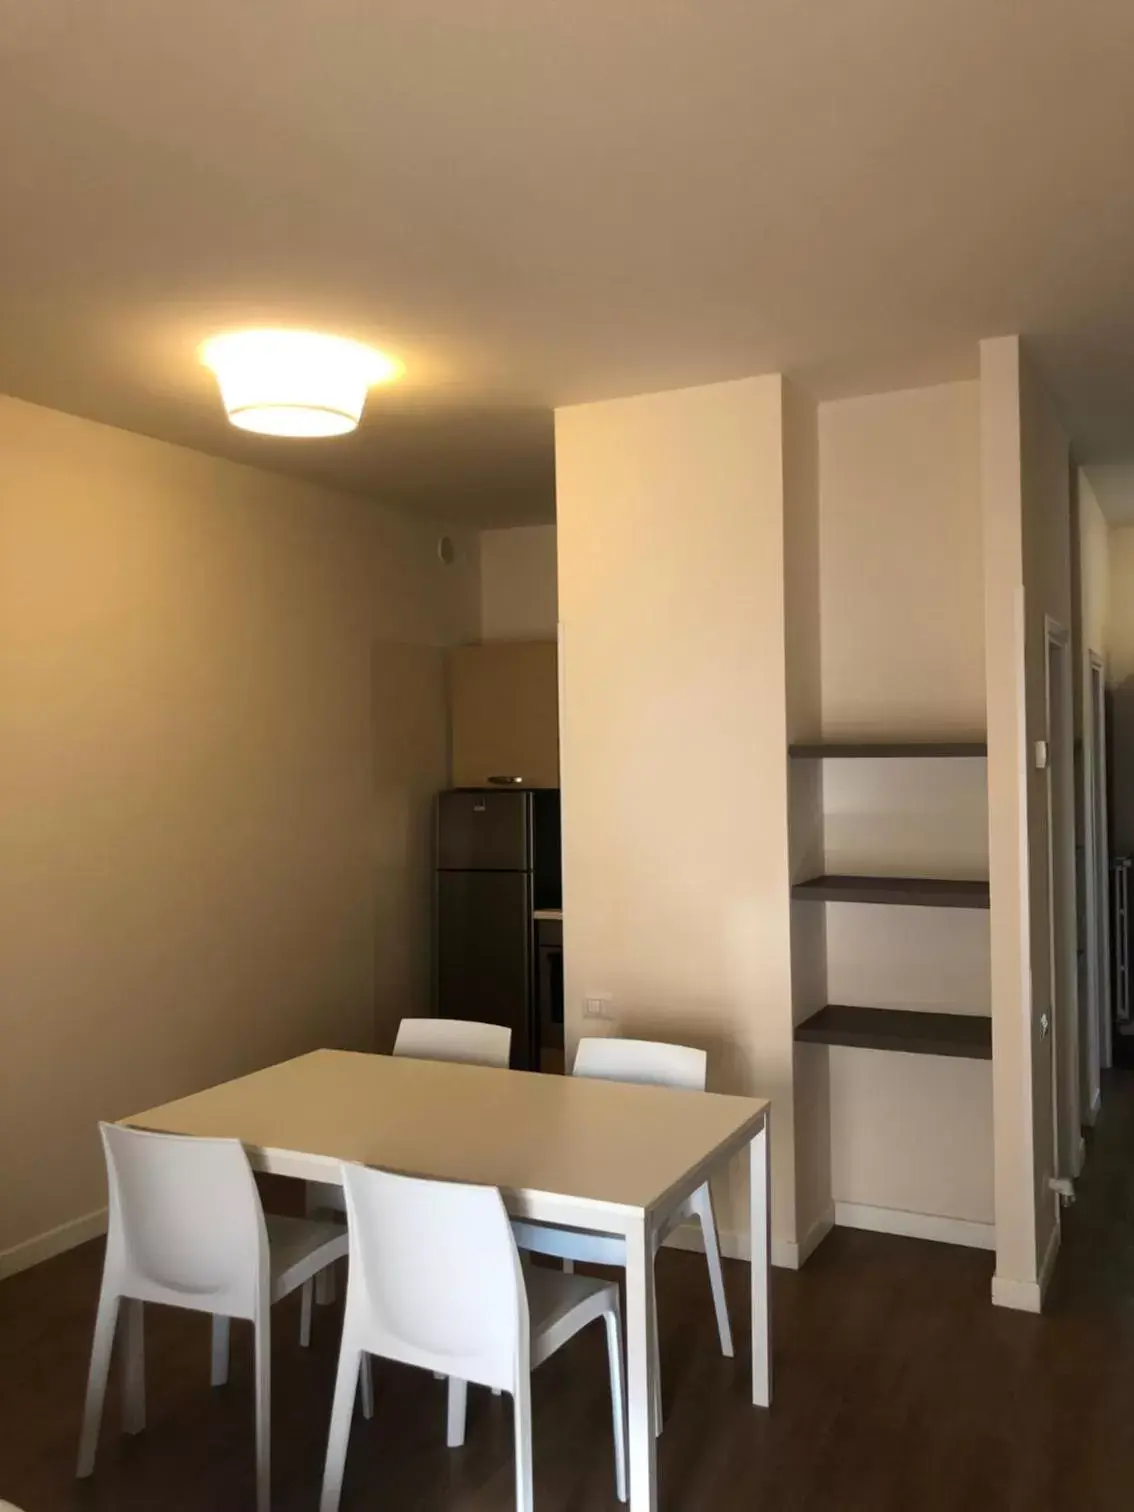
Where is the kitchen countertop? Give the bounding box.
[533,909,563,921]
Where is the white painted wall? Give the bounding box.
[555,376,813,1261]
[816,382,993,1228]
[982,335,1076,1310]
[1108,527,1134,687]
[1080,474,1109,667]
[0,395,480,1269]
[1105,526,1134,857]
[1073,470,1109,1116]
[479,523,558,640]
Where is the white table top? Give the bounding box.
[126,1049,768,1232]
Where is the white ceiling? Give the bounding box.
[4,0,1134,526]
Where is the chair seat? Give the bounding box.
[266,1215,349,1301]
[524,1263,620,1369]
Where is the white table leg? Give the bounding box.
[625,1213,657,1512]
[749,1117,771,1407]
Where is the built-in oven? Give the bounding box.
[535,916,564,1073]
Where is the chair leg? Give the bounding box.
[122,1298,146,1435]
[692,1183,734,1357]
[319,1344,362,1512]
[254,1312,271,1512]
[305,1187,340,1308]
[650,1274,662,1436]
[316,1263,337,1307]
[299,1280,314,1348]
[603,1304,629,1503]
[513,1377,534,1512]
[359,1354,374,1420]
[76,1284,120,1477]
[211,1316,230,1387]
[446,1377,468,1448]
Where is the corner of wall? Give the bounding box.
[782,376,832,1252]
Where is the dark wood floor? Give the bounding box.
[5,1075,1134,1512]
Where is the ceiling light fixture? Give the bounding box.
[199,329,401,438]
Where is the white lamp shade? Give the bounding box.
[199,330,400,438]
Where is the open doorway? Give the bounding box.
[1043,619,1080,1209]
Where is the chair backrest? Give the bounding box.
[340,1163,526,1392]
[572,1036,707,1091]
[393,1017,512,1068]
[100,1122,267,1320]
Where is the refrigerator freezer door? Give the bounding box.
[436,870,533,1067]
[436,789,532,872]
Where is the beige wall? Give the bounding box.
[0,395,479,1267]
[982,336,1076,1308]
[816,382,993,1227]
[829,1051,995,1221]
[555,375,811,1262]
[818,382,985,739]
[479,523,558,641]
[782,380,832,1250]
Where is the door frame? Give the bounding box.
[1044,616,1080,1196]
[1089,655,1112,1075]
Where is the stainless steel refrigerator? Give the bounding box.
[435,789,561,1069]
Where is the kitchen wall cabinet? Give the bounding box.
[450,640,559,788]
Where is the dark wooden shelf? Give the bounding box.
[789,740,987,759]
[795,1004,992,1060]
[791,874,990,909]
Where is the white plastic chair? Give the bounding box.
[76,1122,348,1512]
[392,1016,512,1067]
[319,1163,626,1512]
[511,1037,734,1431]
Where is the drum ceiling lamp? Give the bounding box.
[199,329,402,438]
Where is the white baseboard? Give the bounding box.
[778,1207,835,1270]
[990,1274,1038,1311]
[1038,1218,1061,1298]
[834,1201,996,1252]
[0,1207,107,1282]
[991,1220,1060,1312]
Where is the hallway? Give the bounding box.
[2,1076,1133,1511]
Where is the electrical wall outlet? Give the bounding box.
[583,994,614,1021]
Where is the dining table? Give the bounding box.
[126,1047,771,1512]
